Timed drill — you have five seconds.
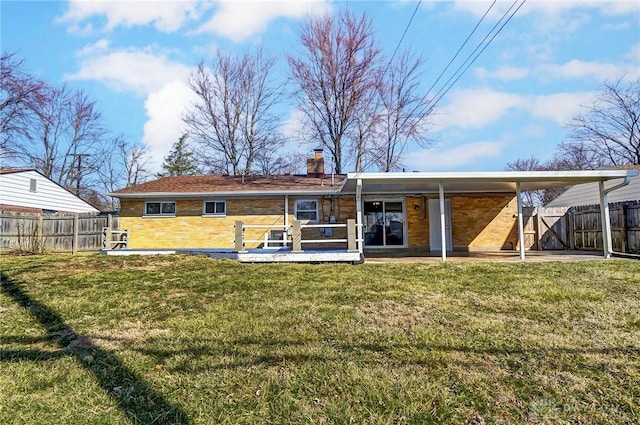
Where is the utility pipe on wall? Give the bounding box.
[439,182,446,262]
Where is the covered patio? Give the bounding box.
[342,169,639,261]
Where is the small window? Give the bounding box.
[29,178,37,192]
[144,201,176,216]
[295,199,318,222]
[203,200,226,216]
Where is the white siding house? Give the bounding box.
[0,169,99,213]
[546,166,640,207]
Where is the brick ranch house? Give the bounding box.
[109,151,637,260]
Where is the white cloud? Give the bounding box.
[529,92,597,125]
[143,80,198,170]
[434,88,600,129]
[66,44,191,96]
[435,89,523,129]
[475,65,530,81]
[59,0,208,33]
[453,0,638,18]
[66,43,197,170]
[404,141,504,171]
[281,108,308,140]
[540,60,629,82]
[196,0,331,42]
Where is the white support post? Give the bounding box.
[516,182,526,261]
[439,182,446,262]
[356,179,363,254]
[599,181,612,258]
[284,194,289,228]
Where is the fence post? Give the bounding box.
[72,213,79,254]
[567,209,575,250]
[37,214,44,253]
[535,207,542,251]
[621,203,628,253]
[292,220,302,252]
[347,219,357,252]
[234,221,245,253]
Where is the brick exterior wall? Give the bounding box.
[119,194,517,251]
[119,197,356,249]
[450,195,518,250]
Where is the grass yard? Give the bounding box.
[1,255,639,425]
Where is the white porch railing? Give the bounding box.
[234,219,359,253]
[101,227,129,249]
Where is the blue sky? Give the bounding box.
[2,0,639,173]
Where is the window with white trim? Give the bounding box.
[203,200,226,216]
[144,201,176,216]
[294,199,318,222]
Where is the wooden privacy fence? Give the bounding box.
[523,201,640,253]
[0,211,119,254]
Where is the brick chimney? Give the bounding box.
[306,149,325,177]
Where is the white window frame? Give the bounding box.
[294,199,319,223]
[202,200,226,216]
[144,201,176,217]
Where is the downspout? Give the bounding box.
[284,195,290,235]
[600,176,638,259]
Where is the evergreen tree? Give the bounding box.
[156,134,201,177]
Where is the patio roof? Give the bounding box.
[341,170,639,194]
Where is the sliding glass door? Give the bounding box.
[363,200,405,247]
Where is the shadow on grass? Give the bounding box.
[0,273,190,425]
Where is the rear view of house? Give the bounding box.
[109,152,638,260]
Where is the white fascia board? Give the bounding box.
[109,189,343,199]
[347,170,637,182]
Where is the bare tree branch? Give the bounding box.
[183,49,283,175]
[288,10,380,173]
[567,78,640,166]
[372,49,434,172]
[1,51,47,161]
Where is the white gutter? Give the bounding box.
[604,175,632,195]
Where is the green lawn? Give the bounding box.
[1,255,639,424]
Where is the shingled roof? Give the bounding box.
[110,174,346,198]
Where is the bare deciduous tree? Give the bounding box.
[288,10,380,174]
[183,48,283,175]
[567,78,640,165]
[505,149,601,206]
[97,134,151,210]
[23,85,105,192]
[372,50,433,172]
[1,51,46,160]
[253,151,306,175]
[2,52,152,209]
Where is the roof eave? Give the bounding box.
[109,188,344,199]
